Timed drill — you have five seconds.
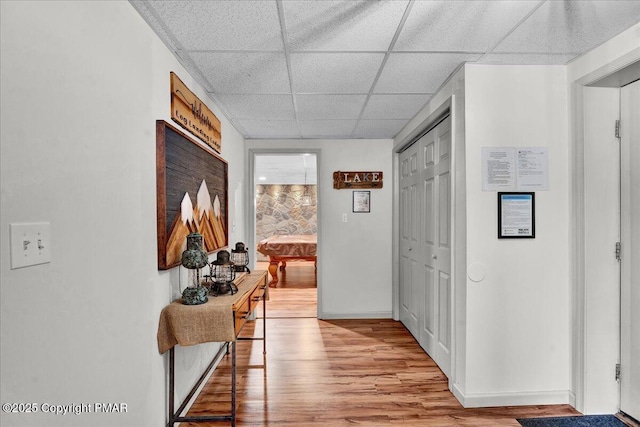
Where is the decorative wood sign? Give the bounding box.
[156,120,228,270]
[333,171,383,189]
[170,72,222,153]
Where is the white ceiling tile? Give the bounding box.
[146,0,283,50]
[190,52,290,94]
[240,120,301,139]
[362,94,432,120]
[299,120,357,138]
[255,154,317,184]
[132,0,640,140]
[396,1,540,52]
[296,94,367,120]
[283,0,409,51]
[216,94,295,120]
[479,53,577,65]
[291,53,385,93]
[494,1,640,54]
[353,119,408,139]
[375,53,482,93]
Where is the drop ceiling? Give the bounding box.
[131,0,640,140]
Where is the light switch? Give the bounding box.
[10,222,51,269]
[342,213,348,223]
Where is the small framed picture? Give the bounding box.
[353,190,370,213]
[498,192,535,238]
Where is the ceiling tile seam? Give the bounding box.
[131,1,249,138]
[476,0,549,62]
[183,50,284,54]
[350,0,415,138]
[479,52,581,56]
[213,92,437,96]
[382,51,487,55]
[184,49,397,54]
[276,0,302,139]
[182,49,579,56]
[175,50,249,133]
[216,92,296,96]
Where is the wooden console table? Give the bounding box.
[157,270,268,427]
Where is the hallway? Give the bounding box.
[184,264,580,426]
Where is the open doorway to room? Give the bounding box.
[254,152,318,318]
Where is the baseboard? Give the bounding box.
[452,387,574,408]
[320,311,393,320]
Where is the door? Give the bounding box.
[399,142,420,337]
[399,116,452,378]
[620,79,640,421]
[419,117,452,377]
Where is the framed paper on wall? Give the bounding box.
[498,192,535,238]
[353,190,371,213]
[156,120,228,270]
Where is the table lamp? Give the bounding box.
[180,232,209,305]
[231,242,251,273]
[208,250,237,296]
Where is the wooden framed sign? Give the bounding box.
[170,72,222,153]
[333,171,383,189]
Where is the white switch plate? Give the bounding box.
[10,222,51,269]
[342,213,348,223]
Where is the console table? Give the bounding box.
[157,270,268,427]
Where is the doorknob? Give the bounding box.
[432,255,437,260]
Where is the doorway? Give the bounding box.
[252,152,319,318]
[619,79,639,422]
[581,64,639,418]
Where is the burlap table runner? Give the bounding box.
[157,275,259,354]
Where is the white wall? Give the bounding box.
[392,23,640,412]
[246,139,393,319]
[0,2,246,426]
[463,64,571,406]
[394,63,573,407]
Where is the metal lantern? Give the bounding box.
[206,250,237,296]
[180,232,209,305]
[231,242,251,273]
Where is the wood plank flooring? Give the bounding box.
[256,261,317,319]
[184,263,581,426]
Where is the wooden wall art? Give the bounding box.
[156,120,228,270]
[333,171,383,189]
[170,72,222,153]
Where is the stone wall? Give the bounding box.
[256,184,317,260]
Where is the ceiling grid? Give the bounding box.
[130,0,640,140]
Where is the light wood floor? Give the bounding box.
[185,262,581,426]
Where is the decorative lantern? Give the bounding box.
[231,242,251,273]
[206,250,237,296]
[180,232,209,305]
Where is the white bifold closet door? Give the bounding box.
[399,116,451,377]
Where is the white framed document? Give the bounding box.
[353,191,370,213]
